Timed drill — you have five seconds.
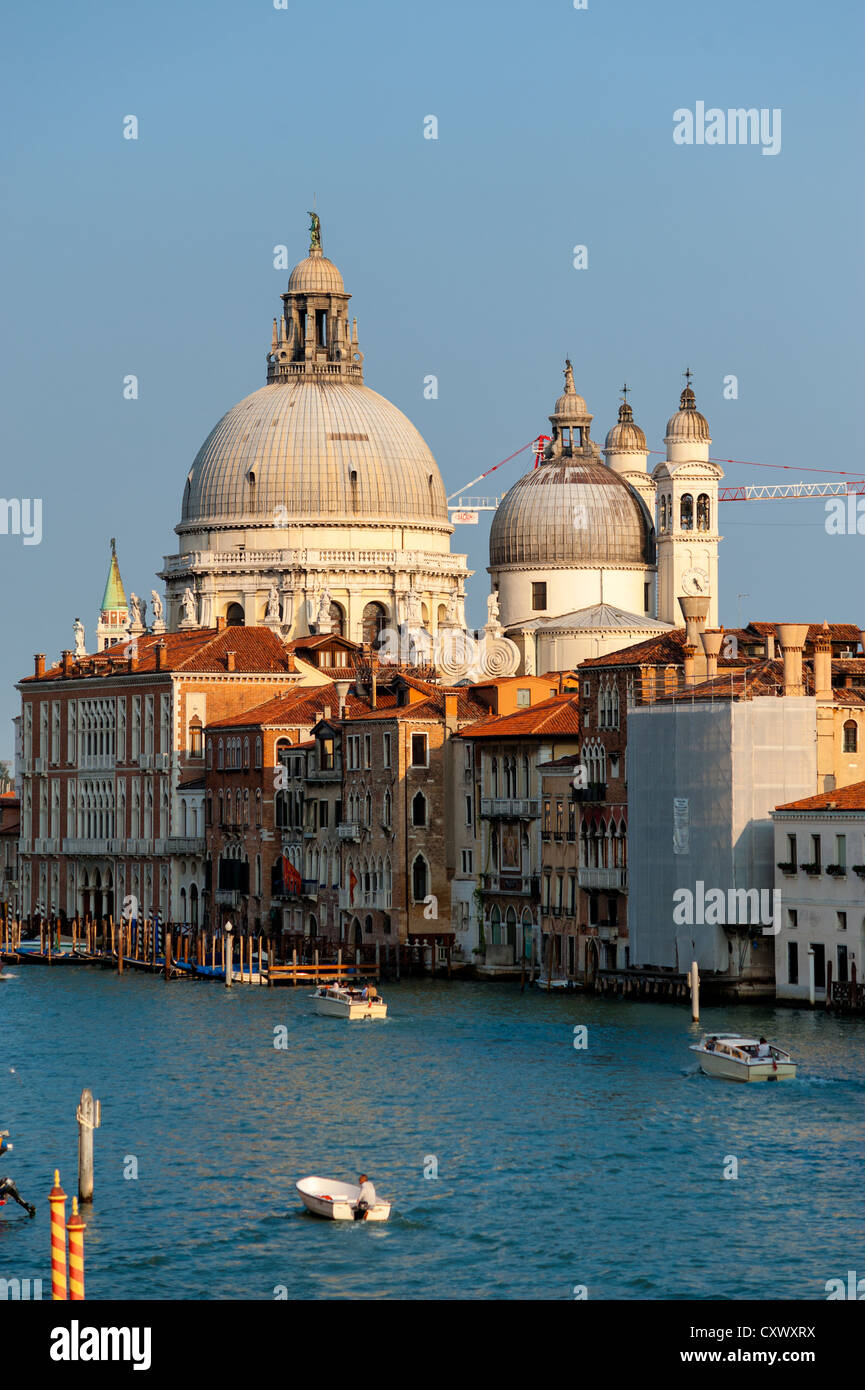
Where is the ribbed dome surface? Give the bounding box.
[605,419,647,452]
[490,460,654,567]
[665,408,711,442]
[665,386,710,442]
[181,380,449,529]
[287,253,345,295]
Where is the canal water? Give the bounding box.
[1,967,863,1300]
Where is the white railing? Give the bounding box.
[578,867,627,890]
[480,797,540,819]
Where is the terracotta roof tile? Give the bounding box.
[775,780,865,813]
[459,692,581,739]
[22,627,297,681]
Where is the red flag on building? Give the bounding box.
[349,868,358,905]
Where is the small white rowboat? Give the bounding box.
[296,1176,391,1221]
[312,985,387,1019]
[690,1033,797,1082]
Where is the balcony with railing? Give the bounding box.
[337,823,361,841]
[571,782,607,803]
[578,866,627,890]
[479,797,540,820]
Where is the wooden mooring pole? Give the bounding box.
[77,1088,100,1204]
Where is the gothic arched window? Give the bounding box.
[411,854,429,903]
[412,791,427,827]
[697,493,711,531]
[680,494,694,530]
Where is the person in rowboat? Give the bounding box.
[354,1173,376,1220]
[0,1132,36,1217]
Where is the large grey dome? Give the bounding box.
[490,459,655,567]
[179,379,450,532]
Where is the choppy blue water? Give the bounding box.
[1,967,863,1300]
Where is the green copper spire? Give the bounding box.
[101,538,127,612]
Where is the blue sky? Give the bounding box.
[2,0,863,757]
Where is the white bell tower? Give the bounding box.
[653,373,723,628]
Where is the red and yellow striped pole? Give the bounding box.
[66,1196,85,1300]
[49,1170,67,1300]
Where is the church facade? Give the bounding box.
[489,366,723,674]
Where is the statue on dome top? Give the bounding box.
[563,359,576,393]
[308,211,321,251]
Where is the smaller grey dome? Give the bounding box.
[490,458,655,568]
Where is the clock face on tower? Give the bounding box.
[682,567,710,596]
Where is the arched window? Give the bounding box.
[659,495,668,532]
[255,736,263,769]
[365,914,373,936]
[206,739,213,770]
[680,493,694,531]
[190,883,199,928]
[412,791,427,827]
[226,602,244,627]
[362,602,387,647]
[696,493,711,531]
[217,739,224,769]
[843,720,858,753]
[218,789,225,824]
[383,789,391,827]
[328,601,345,638]
[491,757,499,797]
[243,737,250,768]
[254,855,262,897]
[189,716,203,758]
[490,904,502,946]
[365,791,372,826]
[255,789,262,826]
[411,854,428,903]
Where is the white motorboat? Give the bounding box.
[690,1033,797,1082]
[312,984,387,1019]
[296,1176,391,1221]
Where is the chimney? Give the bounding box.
[682,644,696,687]
[444,691,459,726]
[813,622,832,700]
[700,629,725,680]
[765,631,776,661]
[128,652,137,673]
[155,641,167,671]
[61,650,74,677]
[334,679,351,718]
[322,705,331,722]
[215,615,226,632]
[226,650,236,673]
[371,668,377,710]
[34,653,45,678]
[775,623,810,696]
[678,596,710,679]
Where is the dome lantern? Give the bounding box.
[267,213,364,385]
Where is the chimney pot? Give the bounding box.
[61,650,74,676]
[774,623,810,697]
[226,650,236,672]
[155,641,167,671]
[215,615,226,632]
[34,653,45,678]
[322,705,331,721]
